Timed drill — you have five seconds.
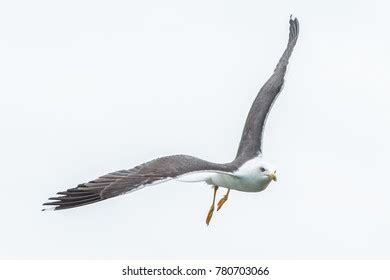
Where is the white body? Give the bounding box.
[176,157,276,193]
[207,170,271,192]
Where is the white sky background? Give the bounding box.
[0,0,389,259]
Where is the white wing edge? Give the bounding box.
[174,170,237,183]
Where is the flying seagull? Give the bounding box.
[43,16,299,225]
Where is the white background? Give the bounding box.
[0,0,389,259]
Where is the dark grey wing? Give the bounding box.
[42,155,236,211]
[235,16,299,163]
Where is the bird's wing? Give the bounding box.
[234,16,299,163]
[42,155,237,211]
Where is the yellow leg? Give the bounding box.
[217,189,230,211]
[206,186,219,226]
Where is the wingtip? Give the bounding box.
[288,14,299,41]
[42,207,56,211]
[289,14,298,23]
[42,201,58,211]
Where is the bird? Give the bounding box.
[42,16,299,226]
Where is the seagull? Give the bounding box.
[43,16,299,225]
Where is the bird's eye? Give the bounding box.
[260,167,266,172]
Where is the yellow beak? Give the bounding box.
[268,172,277,182]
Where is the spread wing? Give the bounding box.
[42,155,237,211]
[235,16,299,163]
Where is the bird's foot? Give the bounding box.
[217,195,228,211]
[206,205,215,226]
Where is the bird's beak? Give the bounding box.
[268,171,277,182]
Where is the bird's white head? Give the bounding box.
[236,157,277,191]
